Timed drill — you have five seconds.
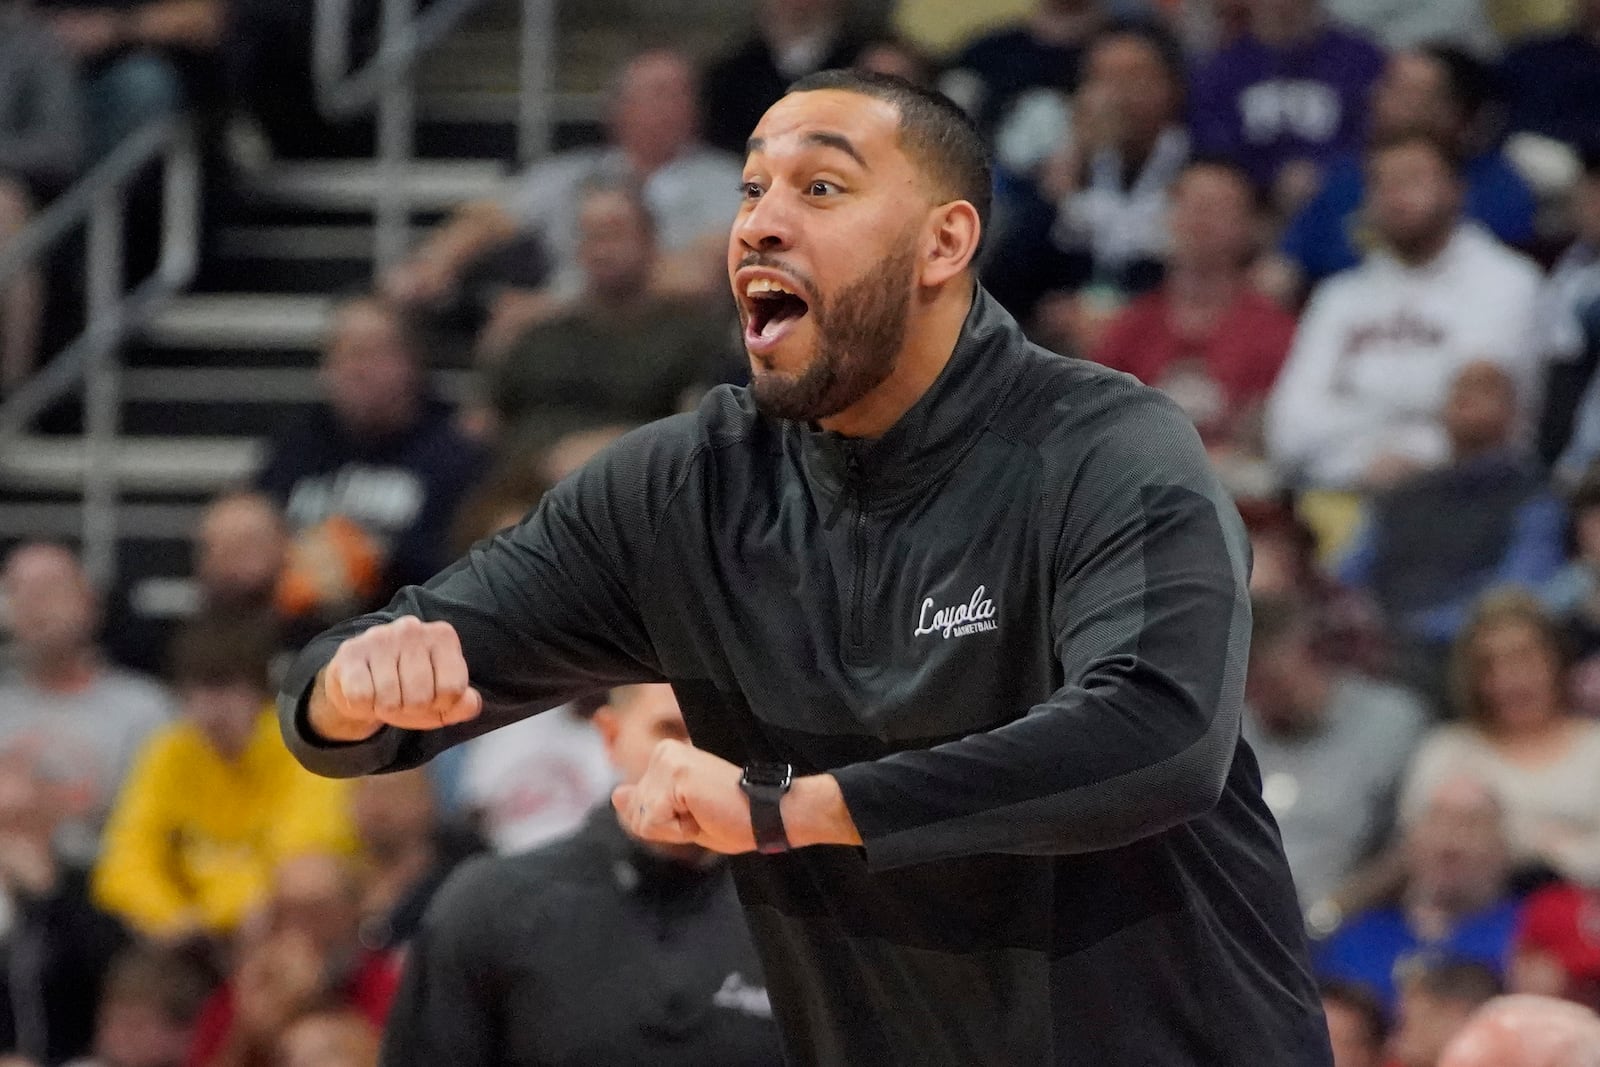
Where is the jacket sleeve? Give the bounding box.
[832,394,1251,870]
[278,422,689,778]
[91,732,197,937]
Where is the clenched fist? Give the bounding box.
[308,617,483,742]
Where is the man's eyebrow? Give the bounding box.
[743,132,871,171]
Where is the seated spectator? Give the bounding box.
[1500,0,1600,150]
[37,0,221,160]
[106,490,292,679]
[992,23,1189,332]
[256,296,487,623]
[68,945,212,1067]
[0,544,171,855]
[347,770,481,952]
[0,751,128,1066]
[1338,363,1565,693]
[1273,45,1537,298]
[386,49,737,333]
[92,619,355,941]
[1322,0,1497,54]
[1389,956,1503,1067]
[1265,133,1543,491]
[700,0,868,157]
[386,684,781,1066]
[1090,158,1296,454]
[0,0,80,395]
[1547,148,1600,478]
[1400,591,1600,887]
[1317,775,1519,1008]
[1188,0,1386,212]
[275,1011,377,1067]
[1543,469,1600,713]
[484,179,738,455]
[186,854,399,1067]
[937,0,1102,145]
[1510,880,1600,1012]
[1439,994,1600,1067]
[1321,979,1389,1067]
[1244,595,1427,917]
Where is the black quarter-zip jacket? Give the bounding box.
[281,287,1333,1066]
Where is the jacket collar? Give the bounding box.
[793,284,1029,510]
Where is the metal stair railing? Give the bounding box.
[0,117,201,584]
[313,0,557,272]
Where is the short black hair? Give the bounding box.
[783,68,993,239]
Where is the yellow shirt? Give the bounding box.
[92,707,355,937]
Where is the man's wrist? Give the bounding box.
[780,774,862,849]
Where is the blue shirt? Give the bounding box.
[1314,899,1520,1008]
[1282,151,1537,284]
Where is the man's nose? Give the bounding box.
[735,190,796,252]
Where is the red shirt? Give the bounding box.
[186,949,400,1067]
[1090,287,1297,446]
[1517,883,1600,987]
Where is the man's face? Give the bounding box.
[731,89,932,423]
[0,545,98,665]
[1391,985,1481,1067]
[597,685,704,863]
[1407,779,1508,908]
[269,855,360,960]
[1245,632,1322,731]
[181,682,262,762]
[609,52,698,163]
[1367,143,1461,259]
[1372,52,1454,141]
[1082,35,1178,143]
[195,495,286,606]
[1169,165,1255,268]
[321,302,419,436]
[94,998,191,1067]
[577,190,655,300]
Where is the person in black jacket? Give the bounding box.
[382,683,780,1066]
[0,750,128,1066]
[279,70,1332,1064]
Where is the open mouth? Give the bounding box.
[743,277,811,352]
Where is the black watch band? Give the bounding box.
[740,762,793,855]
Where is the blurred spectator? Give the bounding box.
[1439,994,1600,1067]
[1317,775,1518,1008]
[384,50,740,319]
[1243,595,1427,915]
[1338,363,1564,692]
[1501,0,1600,150]
[36,0,221,160]
[1322,0,1497,55]
[385,684,781,1066]
[347,770,481,953]
[853,35,936,87]
[0,544,171,854]
[0,752,128,1066]
[66,946,212,1067]
[460,699,614,856]
[1512,880,1600,1011]
[701,0,868,157]
[937,0,1103,145]
[990,22,1189,333]
[1265,133,1542,491]
[1188,0,1387,211]
[1389,956,1503,1067]
[274,1012,377,1067]
[186,854,399,1067]
[92,619,355,942]
[1547,148,1600,478]
[105,491,292,679]
[483,179,738,455]
[256,296,487,622]
[0,0,81,396]
[1089,158,1294,452]
[1400,591,1600,887]
[1543,470,1600,709]
[1272,45,1536,299]
[1321,979,1389,1067]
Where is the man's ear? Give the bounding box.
[920,200,982,288]
[593,707,621,761]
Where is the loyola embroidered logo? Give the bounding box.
[914,585,998,639]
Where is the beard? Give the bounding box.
[746,236,918,424]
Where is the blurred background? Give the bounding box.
[3,0,1600,1065]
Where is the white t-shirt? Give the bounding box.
[461,705,616,855]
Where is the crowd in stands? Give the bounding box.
[6,0,1600,1063]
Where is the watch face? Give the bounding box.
[744,762,792,790]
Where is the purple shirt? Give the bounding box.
[1189,24,1387,191]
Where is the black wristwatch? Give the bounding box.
[740,762,794,855]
